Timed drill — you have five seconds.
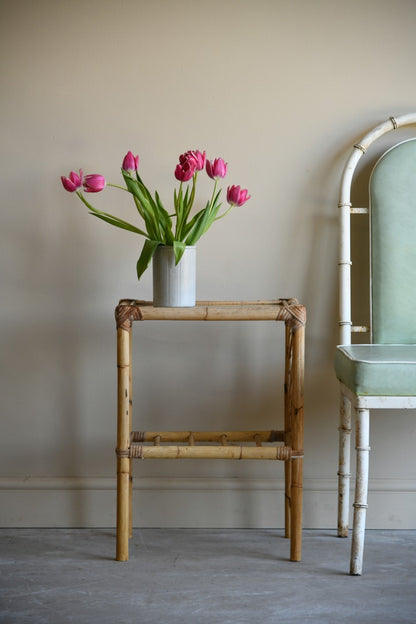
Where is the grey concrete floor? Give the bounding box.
[0,529,415,624]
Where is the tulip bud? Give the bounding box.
[83,174,106,193]
[226,185,251,207]
[206,158,227,180]
[122,151,139,172]
[61,169,83,192]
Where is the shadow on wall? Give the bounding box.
[278,141,340,365]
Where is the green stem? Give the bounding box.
[209,179,218,213]
[107,183,129,192]
[176,182,183,216]
[214,204,233,221]
[174,181,183,238]
[188,172,197,212]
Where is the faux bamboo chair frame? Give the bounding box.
[337,113,416,575]
[115,299,306,563]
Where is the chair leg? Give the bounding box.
[338,391,351,537]
[350,407,370,575]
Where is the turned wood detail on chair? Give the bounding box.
[335,113,416,575]
[114,299,305,564]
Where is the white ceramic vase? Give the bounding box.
[152,245,196,307]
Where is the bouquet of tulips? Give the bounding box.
[61,149,250,279]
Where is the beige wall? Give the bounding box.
[1,0,416,528]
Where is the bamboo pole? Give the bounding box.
[129,444,296,460]
[130,430,284,443]
[284,324,292,539]
[128,328,133,539]
[289,324,304,562]
[116,326,131,562]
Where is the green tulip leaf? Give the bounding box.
[136,239,160,281]
[76,192,148,236]
[185,201,212,246]
[173,240,187,265]
[88,212,147,236]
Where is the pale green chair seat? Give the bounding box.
[335,344,416,396]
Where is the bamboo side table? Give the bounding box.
[114,299,306,562]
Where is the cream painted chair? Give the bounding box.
[334,113,416,575]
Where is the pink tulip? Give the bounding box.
[174,161,196,182]
[191,150,206,171]
[61,169,83,192]
[206,158,227,180]
[179,150,206,171]
[83,174,106,193]
[122,151,139,172]
[226,185,251,207]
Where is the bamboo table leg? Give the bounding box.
[284,325,292,539]
[128,329,133,539]
[116,325,131,561]
[289,323,304,562]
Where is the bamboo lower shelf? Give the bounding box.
[127,430,302,460]
[115,299,306,563]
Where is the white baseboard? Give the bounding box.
[0,476,415,529]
